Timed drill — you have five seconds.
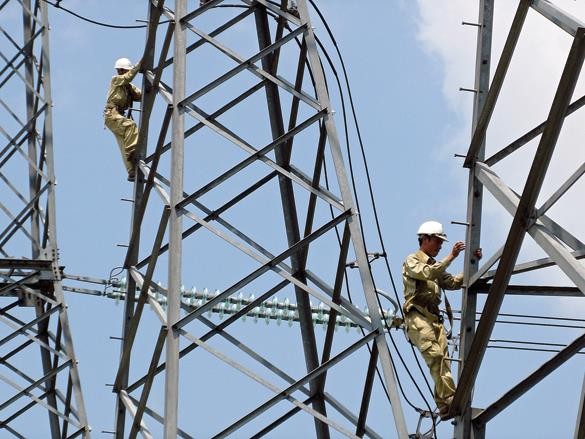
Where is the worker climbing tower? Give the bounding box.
[0,0,90,437]
[455,0,585,437]
[111,0,409,437]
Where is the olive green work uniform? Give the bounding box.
[104,62,142,173]
[402,250,463,411]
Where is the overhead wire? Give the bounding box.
[284,3,435,424]
[306,0,439,431]
[41,0,150,29]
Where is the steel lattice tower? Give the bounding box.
[111,0,408,438]
[0,0,90,437]
[455,1,585,437]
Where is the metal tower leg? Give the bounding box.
[455,1,493,438]
[112,0,408,437]
[0,1,90,437]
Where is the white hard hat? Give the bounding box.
[417,220,448,241]
[114,57,133,70]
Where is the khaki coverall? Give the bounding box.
[104,62,142,174]
[402,249,463,411]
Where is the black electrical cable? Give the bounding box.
[41,0,148,28]
[308,0,439,422]
[305,3,440,434]
[454,309,585,324]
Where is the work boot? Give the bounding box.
[438,396,454,421]
[438,405,453,421]
[127,171,135,182]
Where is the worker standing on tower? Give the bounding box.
[402,220,481,420]
[104,57,142,182]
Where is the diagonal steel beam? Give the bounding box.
[532,0,585,36]
[473,331,585,426]
[476,164,585,290]
[576,373,585,439]
[464,0,530,168]
[452,27,585,415]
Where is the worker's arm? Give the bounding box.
[130,84,142,101]
[404,241,465,282]
[403,253,453,282]
[111,59,142,87]
[439,272,464,290]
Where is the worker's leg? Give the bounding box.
[427,322,455,408]
[104,111,138,172]
[406,312,455,409]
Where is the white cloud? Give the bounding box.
[414,1,585,303]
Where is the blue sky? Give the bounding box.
[3,0,585,437]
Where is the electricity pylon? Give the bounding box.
[0,0,90,437]
[456,1,585,437]
[111,0,408,437]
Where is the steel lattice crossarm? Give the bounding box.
[111,0,409,437]
[0,1,90,437]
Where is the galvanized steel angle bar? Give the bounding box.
[0,202,37,246]
[0,360,75,419]
[476,162,585,250]
[302,269,379,328]
[144,71,173,105]
[181,0,225,23]
[128,282,292,393]
[0,166,34,205]
[0,24,44,80]
[160,8,254,70]
[244,0,302,27]
[464,0,530,168]
[124,107,172,269]
[537,160,585,217]
[135,171,278,269]
[295,2,408,436]
[473,331,585,426]
[127,299,380,437]
[576,374,585,439]
[180,280,288,350]
[0,311,68,362]
[0,182,48,247]
[476,164,585,285]
[180,23,320,111]
[147,82,265,161]
[176,108,331,210]
[485,93,585,166]
[128,326,167,439]
[529,223,585,293]
[118,390,154,439]
[182,103,344,210]
[181,328,376,439]
[2,337,34,364]
[319,224,350,378]
[0,270,38,295]
[125,393,194,439]
[129,269,168,326]
[16,0,45,29]
[0,102,47,166]
[174,209,372,330]
[249,397,311,439]
[531,0,585,36]
[0,53,45,104]
[0,96,30,127]
[468,245,503,285]
[1,389,51,429]
[114,208,169,390]
[137,162,171,205]
[453,27,585,414]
